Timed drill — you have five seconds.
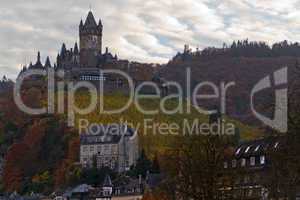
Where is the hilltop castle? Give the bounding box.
[19,11,155,84]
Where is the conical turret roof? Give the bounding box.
[84,11,97,28]
[45,56,51,68]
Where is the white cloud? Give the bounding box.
[0,0,300,79]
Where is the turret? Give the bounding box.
[101,174,113,199]
[45,56,51,68]
[84,11,97,28]
[56,53,60,66]
[60,43,67,58]
[74,42,79,55]
[34,51,44,68]
[79,19,84,29]
[36,51,41,64]
[98,19,103,29]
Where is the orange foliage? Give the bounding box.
[3,143,30,192]
[23,120,46,148]
[53,137,79,188]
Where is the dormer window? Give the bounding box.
[274,142,279,149]
[254,145,260,152]
[236,147,241,155]
[245,146,251,153]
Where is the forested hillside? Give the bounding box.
[0,87,261,194]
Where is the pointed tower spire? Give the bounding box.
[80,19,84,28]
[34,51,43,68]
[98,19,102,27]
[84,11,97,27]
[74,42,79,54]
[60,43,67,57]
[45,56,51,68]
[37,51,41,63]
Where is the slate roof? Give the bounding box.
[80,124,136,145]
[84,11,97,28]
[71,184,94,194]
[234,137,284,159]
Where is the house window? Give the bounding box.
[232,159,237,168]
[90,146,94,152]
[250,156,255,166]
[104,145,110,153]
[244,175,250,184]
[97,145,101,152]
[83,146,88,152]
[224,161,228,169]
[260,155,265,165]
[241,158,246,167]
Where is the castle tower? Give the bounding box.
[79,11,103,67]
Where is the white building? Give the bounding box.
[80,124,139,173]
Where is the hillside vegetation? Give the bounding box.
[69,92,262,155]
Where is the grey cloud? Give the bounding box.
[0,0,300,79]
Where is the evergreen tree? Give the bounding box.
[134,149,152,178]
[151,153,160,174]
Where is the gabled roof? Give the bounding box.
[103,174,113,187]
[80,124,136,145]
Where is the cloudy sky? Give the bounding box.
[1,0,300,79]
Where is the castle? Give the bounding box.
[19,11,155,85]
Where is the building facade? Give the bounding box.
[220,137,283,200]
[80,124,139,173]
